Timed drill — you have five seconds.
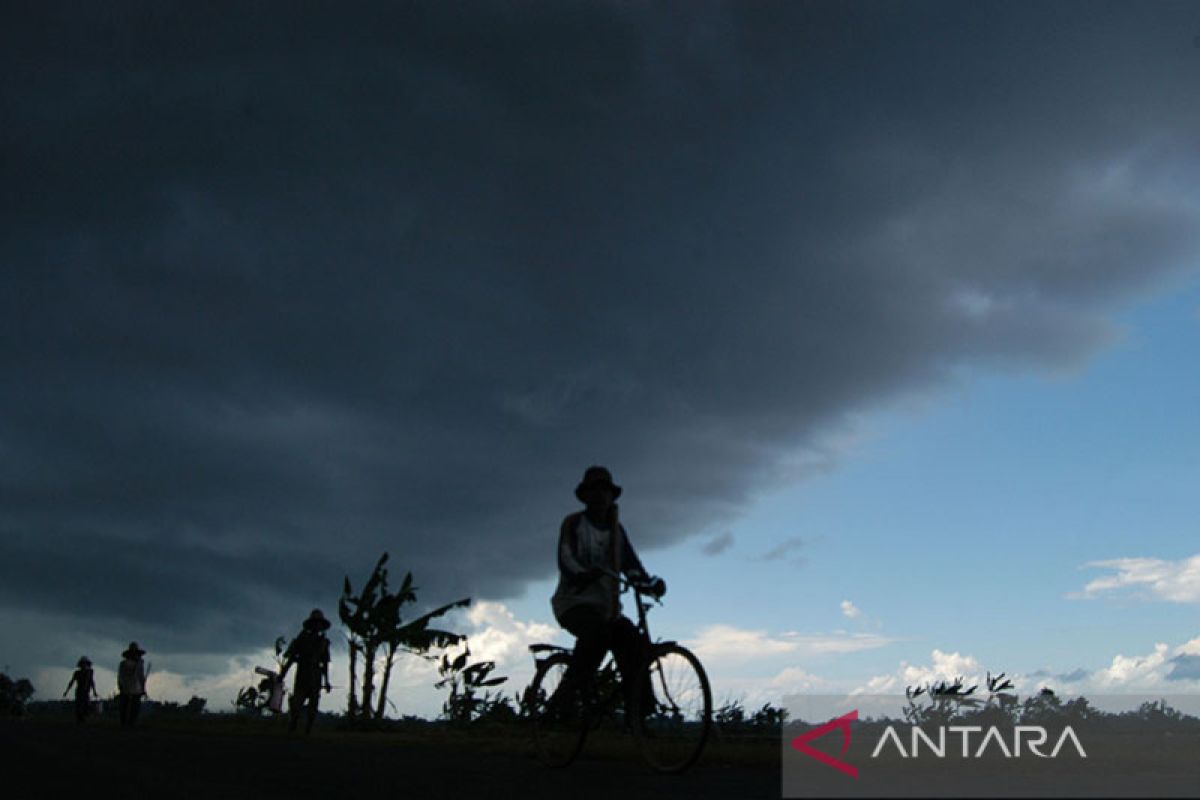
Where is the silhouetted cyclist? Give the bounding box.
[551,466,666,718]
[280,609,332,735]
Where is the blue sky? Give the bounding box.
[488,271,1200,715]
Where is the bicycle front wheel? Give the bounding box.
[632,643,712,773]
[528,653,588,768]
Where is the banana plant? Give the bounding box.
[339,552,470,720]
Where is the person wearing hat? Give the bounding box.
[280,609,332,734]
[63,656,98,723]
[550,465,666,718]
[117,642,147,728]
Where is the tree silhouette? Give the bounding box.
[338,552,470,720]
[0,673,35,716]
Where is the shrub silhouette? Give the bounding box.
[714,696,746,728]
[0,673,35,716]
[236,636,289,716]
[434,644,510,724]
[713,695,787,735]
[144,696,207,716]
[892,675,1199,733]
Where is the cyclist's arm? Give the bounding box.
[618,526,667,596]
[618,524,650,581]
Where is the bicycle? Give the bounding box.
[524,572,712,774]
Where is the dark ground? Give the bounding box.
[2,716,781,800]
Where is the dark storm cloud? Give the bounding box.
[757,537,806,568]
[3,2,1200,666]
[1167,655,1200,682]
[701,531,735,556]
[1056,668,1091,684]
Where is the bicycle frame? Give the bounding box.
[529,574,668,670]
[528,573,712,773]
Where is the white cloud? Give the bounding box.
[841,600,862,619]
[850,674,899,695]
[687,624,892,665]
[786,633,893,656]
[687,625,799,663]
[142,661,257,708]
[340,600,564,719]
[899,649,985,690]
[1072,555,1200,603]
[856,649,1035,697]
[768,666,827,694]
[1050,639,1200,698]
[1173,636,1200,656]
[1092,643,1170,689]
[450,600,562,670]
[853,637,1200,702]
[709,666,832,711]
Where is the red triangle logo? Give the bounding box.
[790,709,859,778]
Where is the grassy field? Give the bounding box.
[10,711,1199,798]
[3,712,781,800]
[23,708,780,763]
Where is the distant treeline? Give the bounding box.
[25,696,208,719]
[1,673,35,716]
[789,697,1200,733]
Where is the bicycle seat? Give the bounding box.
[528,643,570,654]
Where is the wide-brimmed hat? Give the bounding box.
[574,465,622,503]
[122,642,145,659]
[77,656,92,668]
[303,608,331,631]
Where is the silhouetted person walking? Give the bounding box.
[281,609,332,735]
[117,642,147,728]
[551,466,665,717]
[63,656,98,723]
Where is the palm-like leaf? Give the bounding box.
[387,597,471,651]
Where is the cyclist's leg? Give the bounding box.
[553,605,611,710]
[609,614,652,715]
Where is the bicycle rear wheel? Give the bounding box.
[632,643,712,773]
[528,653,588,767]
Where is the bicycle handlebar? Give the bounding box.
[599,568,666,600]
